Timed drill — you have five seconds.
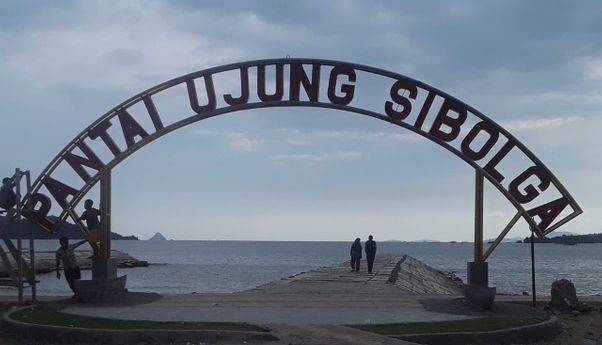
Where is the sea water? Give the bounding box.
[2,240,601,297]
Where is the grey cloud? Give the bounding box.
[1,0,599,239]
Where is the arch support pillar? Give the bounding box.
[76,168,126,302]
[465,169,496,309]
[99,169,111,259]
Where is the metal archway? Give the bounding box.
[23,58,581,262]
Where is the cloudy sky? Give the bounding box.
[1,0,601,241]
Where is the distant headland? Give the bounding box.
[523,232,602,245]
[0,215,138,240]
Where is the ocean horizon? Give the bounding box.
[2,240,601,298]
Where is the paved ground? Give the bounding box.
[270,324,420,345]
[2,254,568,344]
[65,305,472,324]
[62,255,472,325]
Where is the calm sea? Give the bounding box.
[2,240,601,297]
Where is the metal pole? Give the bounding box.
[25,171,36,302]
[100,169,111,259]
[15,169,23,304]
[530,229,536,307]
[474,169,484,262]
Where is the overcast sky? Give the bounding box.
[1,0,601,241]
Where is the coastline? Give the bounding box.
[0,250,147,278]
[5,240,602,297]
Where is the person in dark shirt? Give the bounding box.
[0,177,16,211]
[79,199,100,257]
[365,235,377,274]
[350,238,362,273]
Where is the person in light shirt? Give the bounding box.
[55,236,87,298]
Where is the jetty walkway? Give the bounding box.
[63,255,469,324]
[7,254,554,345]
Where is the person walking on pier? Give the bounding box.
[350,238,362,272]
[56,236,87,298]
[365,235,377,274]
[80,199,101,257]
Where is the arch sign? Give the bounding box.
[24,58,581,241]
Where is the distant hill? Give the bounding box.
[546,231,577,238]
[487,232,578,244]
[523,233,602,245]
[149,232,167,241]
[0,215,138,240]
[486,236,524,243]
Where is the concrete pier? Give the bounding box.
[32,255,551,345]
[64,254,467,324]
[249,254,463,296]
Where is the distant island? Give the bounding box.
[0,215,138,240]
[523,233,602,245]
[149,232,168,241]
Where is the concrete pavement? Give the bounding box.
[64,305,472,324]
[62,255,471,324]
[5,255,558,344]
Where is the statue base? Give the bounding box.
[74,257,127,302]
[465,261,496,309]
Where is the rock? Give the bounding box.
[149,232,168,241]
[575,302,597,313]
[546,278,578,311]
[0,249,148,277]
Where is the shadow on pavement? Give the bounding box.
[420,297,549,319]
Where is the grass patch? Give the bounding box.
[350,317,544,335]
[11,306,266,332]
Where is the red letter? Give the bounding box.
[327,65,356,105]
[117,109,149,148]
[23,192,54,231]
[290,63,320,102]
[414,91,436,130]
[384,79,418,120]
[63,141,105,183]
[42,177,79,208]
[224,67,249,106]
[142,95,164,131]
[257,64,284,102]
[461,121,500,161]
[527,197,569,231]
[509,166,551,203]
[428,99,467,142]
[483,141,514,183]
[187,75,217,114]
[88,120,122,157]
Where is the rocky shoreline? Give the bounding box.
[0,250,148,277]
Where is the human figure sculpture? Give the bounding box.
[79,199,101,257]
[0,177,16,211]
